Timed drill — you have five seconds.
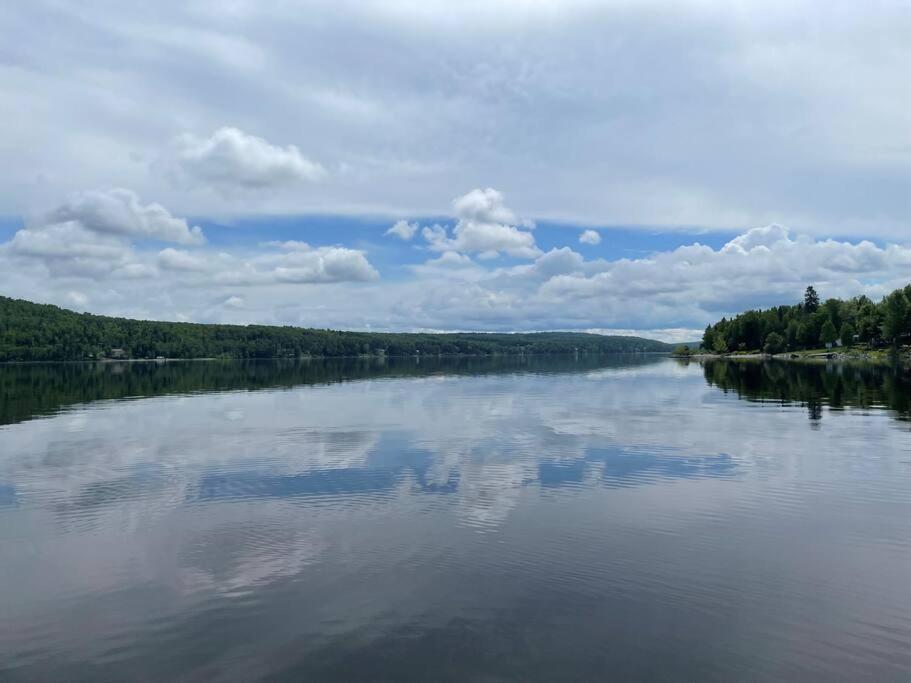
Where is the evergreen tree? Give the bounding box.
[804,286,820,313]
[701,325,715,351]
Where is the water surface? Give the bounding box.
[1,356,910,681]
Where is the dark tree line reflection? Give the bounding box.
[0,354,665,428]
[698,359,911,422]
[7,356,911,432]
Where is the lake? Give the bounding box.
[1,355,910,681]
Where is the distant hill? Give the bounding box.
[0,296,674,362]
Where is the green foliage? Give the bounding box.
[839,321,855,346]
[823,298,842,330]
[0,296,675,362]
[701,325,715,351]
[763,331,785,354]
[785,320,800,349]
[797,322,814,348]
[820,319,838,346]
[881,290,909,346]
[701,283,911,353]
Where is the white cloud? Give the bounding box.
[452,188,523,226]
[47,189,205,245]
[9,222,129,261]
[422,188,540,259]
[153,244,379,286]
[722,223,790,253]
[158,248,210,272]
[385,220,419,241]
[528,247,586,279]
[7,222,136,278]
[270,246,379,284]
[579,229,601,245]
[0,188,379,290]
[362,223,911,335]
[539,226,911,320]
[223,295,245,309]
[262,240,312,251]
[424,251,475,268]
[150,244,381,287]
[112,263,157,279]
[172,127,326,192]
[1,189,203,279]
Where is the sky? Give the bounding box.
[0,0,908,342]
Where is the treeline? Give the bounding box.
[702,285,911,354]
[0,296,673,362]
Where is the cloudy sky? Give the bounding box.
[1,0,908,341]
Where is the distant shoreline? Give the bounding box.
[1,295,677,362]
[675,349,910,364]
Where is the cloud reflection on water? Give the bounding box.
[2,357,911,680]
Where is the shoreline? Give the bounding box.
[674,349,911,364]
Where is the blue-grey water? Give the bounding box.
[1,356,910,681]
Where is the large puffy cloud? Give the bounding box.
[269,244,379,284]
[4,189,203,278]
[9,223,129,262]
[452,188,521,226]
[171,127,326,192]
[537,226,911,316]
[421,188,540,259]
[47,189,205,245]
[0,188,378,290]
[722,224,791,253]
[7,222,136,278]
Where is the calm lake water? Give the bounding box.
[1,355,910,681]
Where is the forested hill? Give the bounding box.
[0,296,674,361]
[703,284,911,354]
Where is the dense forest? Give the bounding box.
[702,284,911,354]
[0,296,673,362]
